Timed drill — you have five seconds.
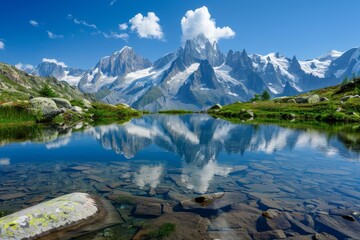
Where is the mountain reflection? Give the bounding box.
[88,115,359,162]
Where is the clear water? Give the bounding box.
[0,114,360,239]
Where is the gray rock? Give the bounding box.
[29,97,62,120]
[71,106,83,114]
[315,214,360,239]
[320,97,329,102]
[313,232,337,240]
[133,212,210,240]
[0,193,121,240]
[295,94,320,104]
[82,99,93,109]
[287,99,297,103]
[209,104,222,110]
[51,98,72,109]
[261,209,291,230]
[253,230,286,239]
[135,202,162,217]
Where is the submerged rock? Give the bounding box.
[0,192,122,240]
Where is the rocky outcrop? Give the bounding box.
[294,94,320,104]
[29,97,63,120]
[51,98,72,109]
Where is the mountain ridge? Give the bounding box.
[17,36,360,111]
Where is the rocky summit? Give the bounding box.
[23,35,360,111]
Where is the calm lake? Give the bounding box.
[0,114,360,239]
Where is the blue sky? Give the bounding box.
[0,0,359,69]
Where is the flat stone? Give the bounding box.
[209,210,258,232]
[69,166,92,171]
[85,175,106,183]
[244,184,281,193]
[313,232,337,240]
[167,190,190,203]
[26,196,46,204]
[305,168,349,175]
[133,212,210,240]
[315,214,360,239]
[260,211,291,231]
[107,181,126,189]
[94,184,112,193]
[231,203,262,214]
[135,202,162,218]
[253,230,286,239]
[289,219,316,234]
[258,198,284,210]
[0,193,26,201]
[180,192,247,212]
[335,187,360,200]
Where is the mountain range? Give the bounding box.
[17,35,360,111]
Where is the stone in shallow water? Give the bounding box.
[315,214,360,239]
[133,212,210,240]
[0,193,26,201]
[0,192,122,240]
[244,184,281,193]
[134,202,162,218]
[252,229,286,239]
[85,175,106,183]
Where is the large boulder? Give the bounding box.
[29,97,62,120]
[295,94,320,104]
[0,192,122,240]
[51,98,72,109]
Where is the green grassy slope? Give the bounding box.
[210,77,360,123]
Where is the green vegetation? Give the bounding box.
[145,223,176,239]
[39,84,57,97]
[88,103,141,123]
[158,109,194,114]
[261,90,271,101]
[210,77,360,123]
[0,102,35,124]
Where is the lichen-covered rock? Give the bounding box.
[29,97,62,120]
[0,193,98,240]
[51,98,72,109]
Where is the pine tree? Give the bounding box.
[261,90,271,101]
[39,84,57,97]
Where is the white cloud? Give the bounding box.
[0,158,10,166]
[15,63,34,71]
[47,30,64,39]
[119,23,128,30]
[129,12,164,40]
[29,20,38,27]
[67,14,97,29]
[181,6,235,44]
[0,41,4,49]
[42,58,68,68]
[103,31,128,40]
[110,0,117,6]
[134,165,163,189]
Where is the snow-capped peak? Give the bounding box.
[114,46,133,55]
[317,50,343,62]
[299,50,343,78]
